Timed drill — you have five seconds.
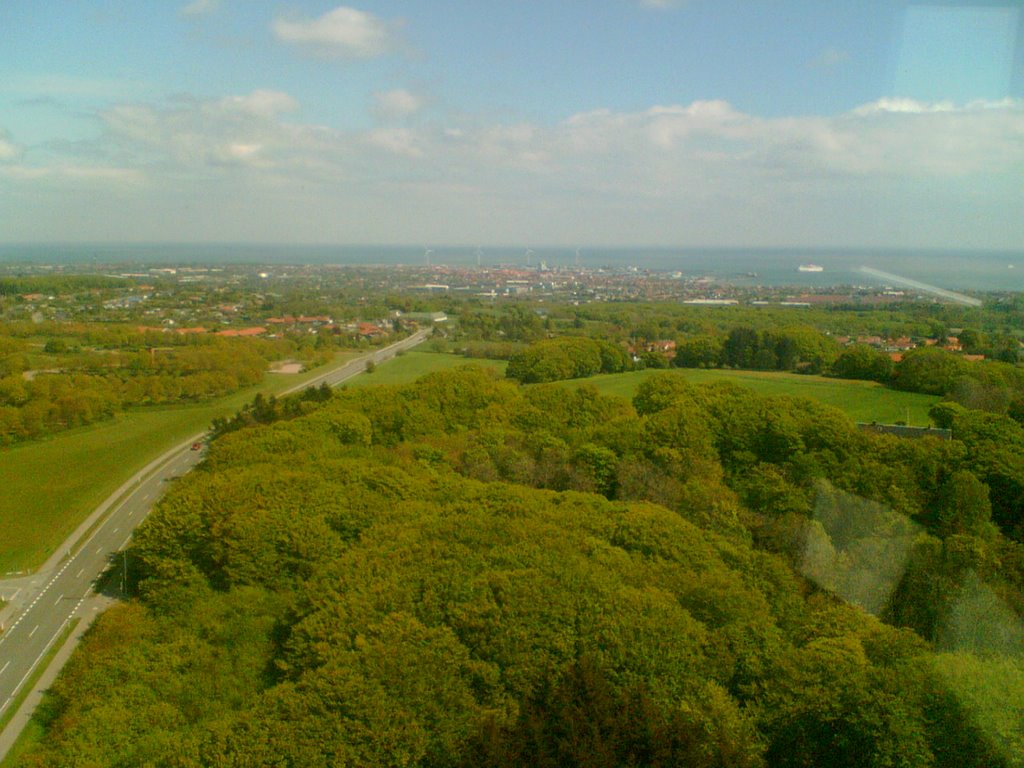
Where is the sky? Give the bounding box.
[0,0,1022,249]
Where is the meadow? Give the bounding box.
[567,367,940,425]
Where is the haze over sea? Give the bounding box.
[1,244,1021,293]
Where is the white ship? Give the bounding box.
[798,264,824,272]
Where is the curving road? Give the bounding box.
[0,329,430,759]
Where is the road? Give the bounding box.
[297,328,430,389]
[0,329,430,760]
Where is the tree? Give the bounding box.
[934,471,993,538]
[958,328,985,354]
[596,340,631,374]
[722,328,760,368]
[465,658,765,768]
[639,350,670,369]
[760,636,933,768]
[892,348,970,395]
[674,335,722,368]
[929,401,966,429]
[948,376,1011,414]
[632,373,698,416]
[832,345,894,382]
[506,337,605,383]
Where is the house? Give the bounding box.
[358,322,389,339]
[642,340,677,359]
[886,336,915,352]
[857,423,952,441]
[266,315,333,327]
[855,335,884,347]
[943,336,963,352]
[215,327,266,337]
[402,311,448,323]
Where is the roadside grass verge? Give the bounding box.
[0,353,357,575]
[561,368,940,425]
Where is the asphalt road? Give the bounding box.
[0,329,430,759]
[300,328,430,389]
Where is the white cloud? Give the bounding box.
[272,6,396,59]
[83,92,1024,192]
[227,142,263,160]
[220,90,299,117]
[544,97,1024,180]
[639,0,684,8]
[829,98,1024,176]
[372,89,423,120]
[366,128,423,157]
[812,46,850,69]
[0,130,21,161]
[851,97,955,116]
[5,92,1022,248]
[99,90,312,171]
[47,94,1024,186]
[0,164,142,183]
[0,74,147,101]
[180,0,219,17]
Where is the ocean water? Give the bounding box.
[0,244,1021,292]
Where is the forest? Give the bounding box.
[498,315,1024,422]
[0,323,340,446]
[16,364,1023,767]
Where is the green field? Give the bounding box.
[345,351,507,388]
[564,368,940,425]
[0,354,357,574]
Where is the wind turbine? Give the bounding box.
[424,248,434,267]
[475,246,483,267]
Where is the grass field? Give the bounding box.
[563,368,939,425]
[0,353,357,575]
[345,351,507,388]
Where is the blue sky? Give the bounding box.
[1,1,1022,248]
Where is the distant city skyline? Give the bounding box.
[1,1,1022,249]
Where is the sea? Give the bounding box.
[0,244,1021,293]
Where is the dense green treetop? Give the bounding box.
[17,367,1023,767]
